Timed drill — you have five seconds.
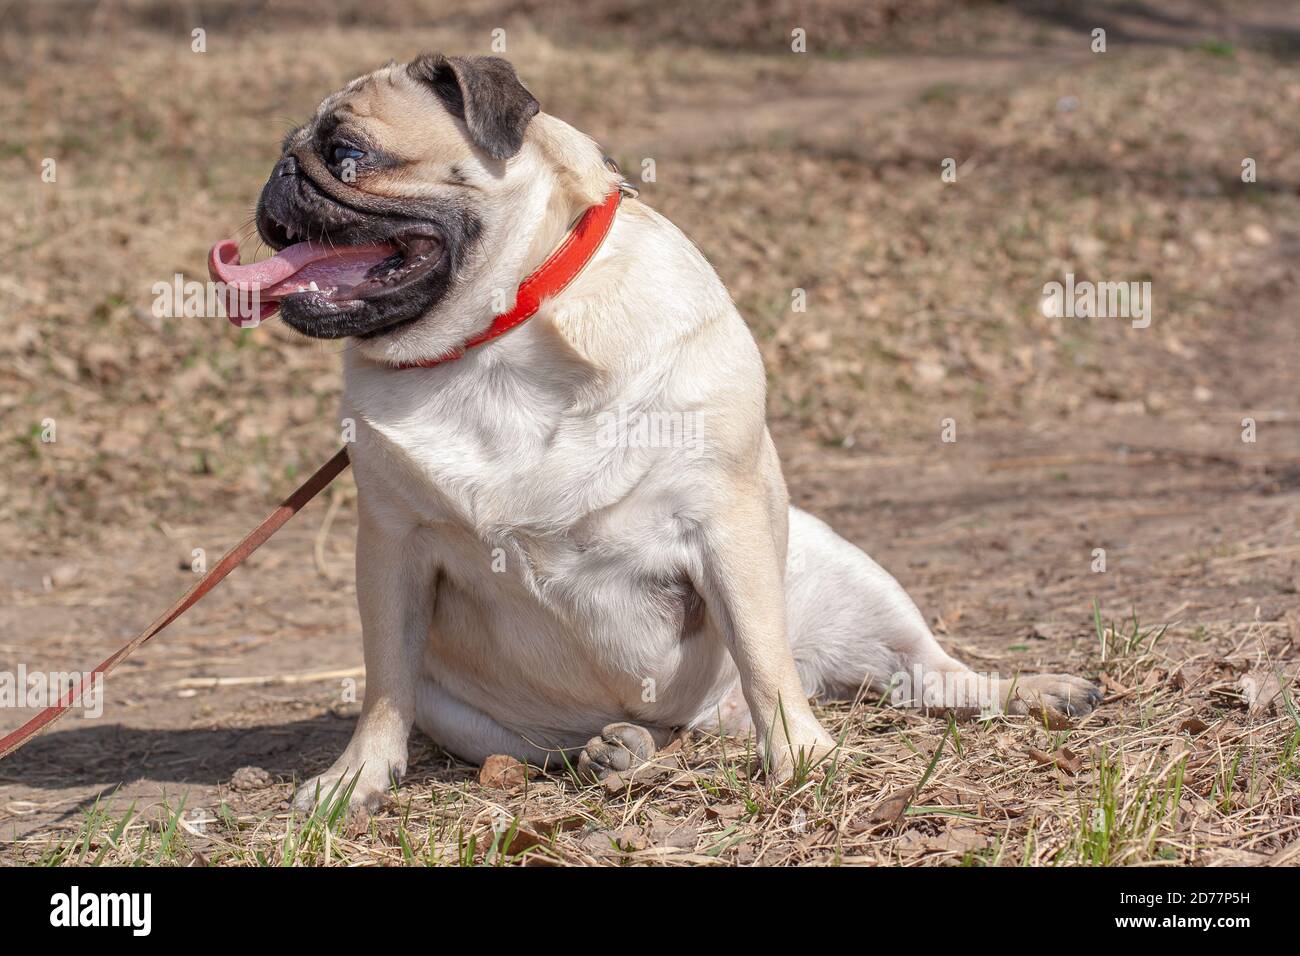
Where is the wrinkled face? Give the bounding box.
[210,55,539,340]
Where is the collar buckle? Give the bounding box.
[605,155,640,199]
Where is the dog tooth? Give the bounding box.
[307,281,319,292]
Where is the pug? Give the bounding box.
[210,54,1100,812]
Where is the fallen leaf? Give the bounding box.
[1056,746,1084,775]
[599,758,673,795]
[479,754,528,790]
[533,814,587,839]
[1025,702,1073,730]
[706,802,748,821]
[894,829,930,853]
[500,824,547,855]
[1212,718,1242,741]
[609,826,649,852]
[658,736,686,757]
[1026,746,1083,775]
[1239,669,1281,718]
[646,818,699,850]
[868,787,915,825]
[1099,673,1132,696]
[576,825,648,857]
[1178,716,1211,736]
[1144,667,1166,688]
[1170,662,1206,691]
[936,826,987,854]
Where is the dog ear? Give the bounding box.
[408,53,540,160]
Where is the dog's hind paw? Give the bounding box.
[576,722,657,783]
[1006,673,1103,718]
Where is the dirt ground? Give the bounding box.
[1,1,1298,865]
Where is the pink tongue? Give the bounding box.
[208,239,397,326]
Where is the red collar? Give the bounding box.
[393,189,624,369]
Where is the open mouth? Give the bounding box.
[207,233,445,328]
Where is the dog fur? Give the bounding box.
[241,55,1100,812]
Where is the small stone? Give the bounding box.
[1069,234,1105,260]
[914,360,945,385]
[46,563,81,589]
[230,766,275,791]
[1244,224,1271,246]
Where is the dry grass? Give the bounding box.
[16,613,1300,866]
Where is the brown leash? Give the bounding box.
[4,181,634,762]
[0,446,351,760]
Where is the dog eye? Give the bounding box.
[330,144,365,165]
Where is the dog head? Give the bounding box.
[210,54,618,363]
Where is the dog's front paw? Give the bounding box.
[1005,673,1103,718]
[292,761,402,816]
[763,717,837,784]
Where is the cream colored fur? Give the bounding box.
[288,61,1098,812]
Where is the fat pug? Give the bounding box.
[210,54,1100,812]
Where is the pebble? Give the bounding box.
[230,766,275,791]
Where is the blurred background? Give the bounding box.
[1,1,1298,863]
[2,0,1297,540]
